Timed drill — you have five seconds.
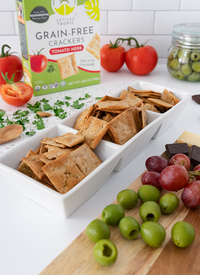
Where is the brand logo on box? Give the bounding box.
[52,0,76,16]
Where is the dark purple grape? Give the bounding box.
[145,156,169,173]
[141,171,163,191]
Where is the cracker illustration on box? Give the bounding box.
[86,33,100,60]
[16,0,100,96]
[57,53,79,79]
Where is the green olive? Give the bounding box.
[93,239,118,266]
[139,201,161,222]
[138,185,161,203]
[117,189,138,209]
[159,193,179,214]
[170,59,181,70]
[171,221,195,248]
[86,219,110,243]
[187,72,199,81]
[170,48,179,59]
[175,70,185,80]
[140,221,166,247]
[119,216,140,240]
[102,204,125,226]
[181,64,192,75]
[178,50,190,64]
[191,52,200,61]
[192,62,200,72]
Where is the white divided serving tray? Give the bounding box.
[0,81,190,218]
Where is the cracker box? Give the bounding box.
[16,0,100,96]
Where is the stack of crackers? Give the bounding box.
[17,86,179,194]
[17,133,102,194]
[73,86,179,146]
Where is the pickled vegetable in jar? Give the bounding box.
[167,23,200,82]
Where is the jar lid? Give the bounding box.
[172,23,200,50]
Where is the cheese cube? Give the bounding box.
[177,131,200,147]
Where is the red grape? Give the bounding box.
[169,153,191,171]
[141,171,163,191]
[159,165,189,191]
[181,180,200,208]
[145,156,169,173]
[193,164,200,180]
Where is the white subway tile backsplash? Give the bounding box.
[100,11,107,35]
[108,11,154,35]
[180,0,200,10]
[0,1,16,11]
[13,11,19,35]
[154,11,200,34]
[0,12,15,34]
[132,0,179,11]
[0,1,200,60]
[100,0,132,11]
[0,36,21,54]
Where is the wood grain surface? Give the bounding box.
[40,152,200,275]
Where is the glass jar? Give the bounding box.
[167,23,200,82]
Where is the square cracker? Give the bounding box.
[119,90,143,107]
[96,100,130,112]
[141,103,147,129]
[42,153,85,194]
[78,116,109,149]
[17,150,36,177]
[70,143,102,176]
[161,89,179,105]
[73,105,94,131]
[86,33,100,60]
[108,109,138,145]
[57,53,79,79]
[41,137,66,148]
[44,146,75,160]
[22,154,46,180]
[53,133,84,147]
[147,98,173,108]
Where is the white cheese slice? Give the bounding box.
[177,131,200,147]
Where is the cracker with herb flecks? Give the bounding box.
[32,174,57,191]
[41,137,66,148]
[119,90,143,107]
[108,109,138,145]
[130,107,142,133]
[22,154,46,180]
[70,143,102,176]
[147,98,173,108]
[17,150,36,177]
[78,116,109,149]
[73,105,94,131]
[53,133,84,147]
[44,145,75,160]
[141,103,147,129]
[144,103,160,113]
[95,100,130,112]
[42,153,85,194]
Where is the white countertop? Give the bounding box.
[1,64,200,275]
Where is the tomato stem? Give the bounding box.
[0,71,18,84]
[0,44,11,58]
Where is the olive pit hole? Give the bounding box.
[103,244,112,257]
[129,230,138,238]
[146,213,155,221]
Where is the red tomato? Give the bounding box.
[125,45,158,75]
[100,44,125,72]
[30,49,48,73]
[0,82,33,106]
[0,45,23,86]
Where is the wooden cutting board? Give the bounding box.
[40,151,200,275]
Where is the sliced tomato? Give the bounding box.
[0,82,33,106]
